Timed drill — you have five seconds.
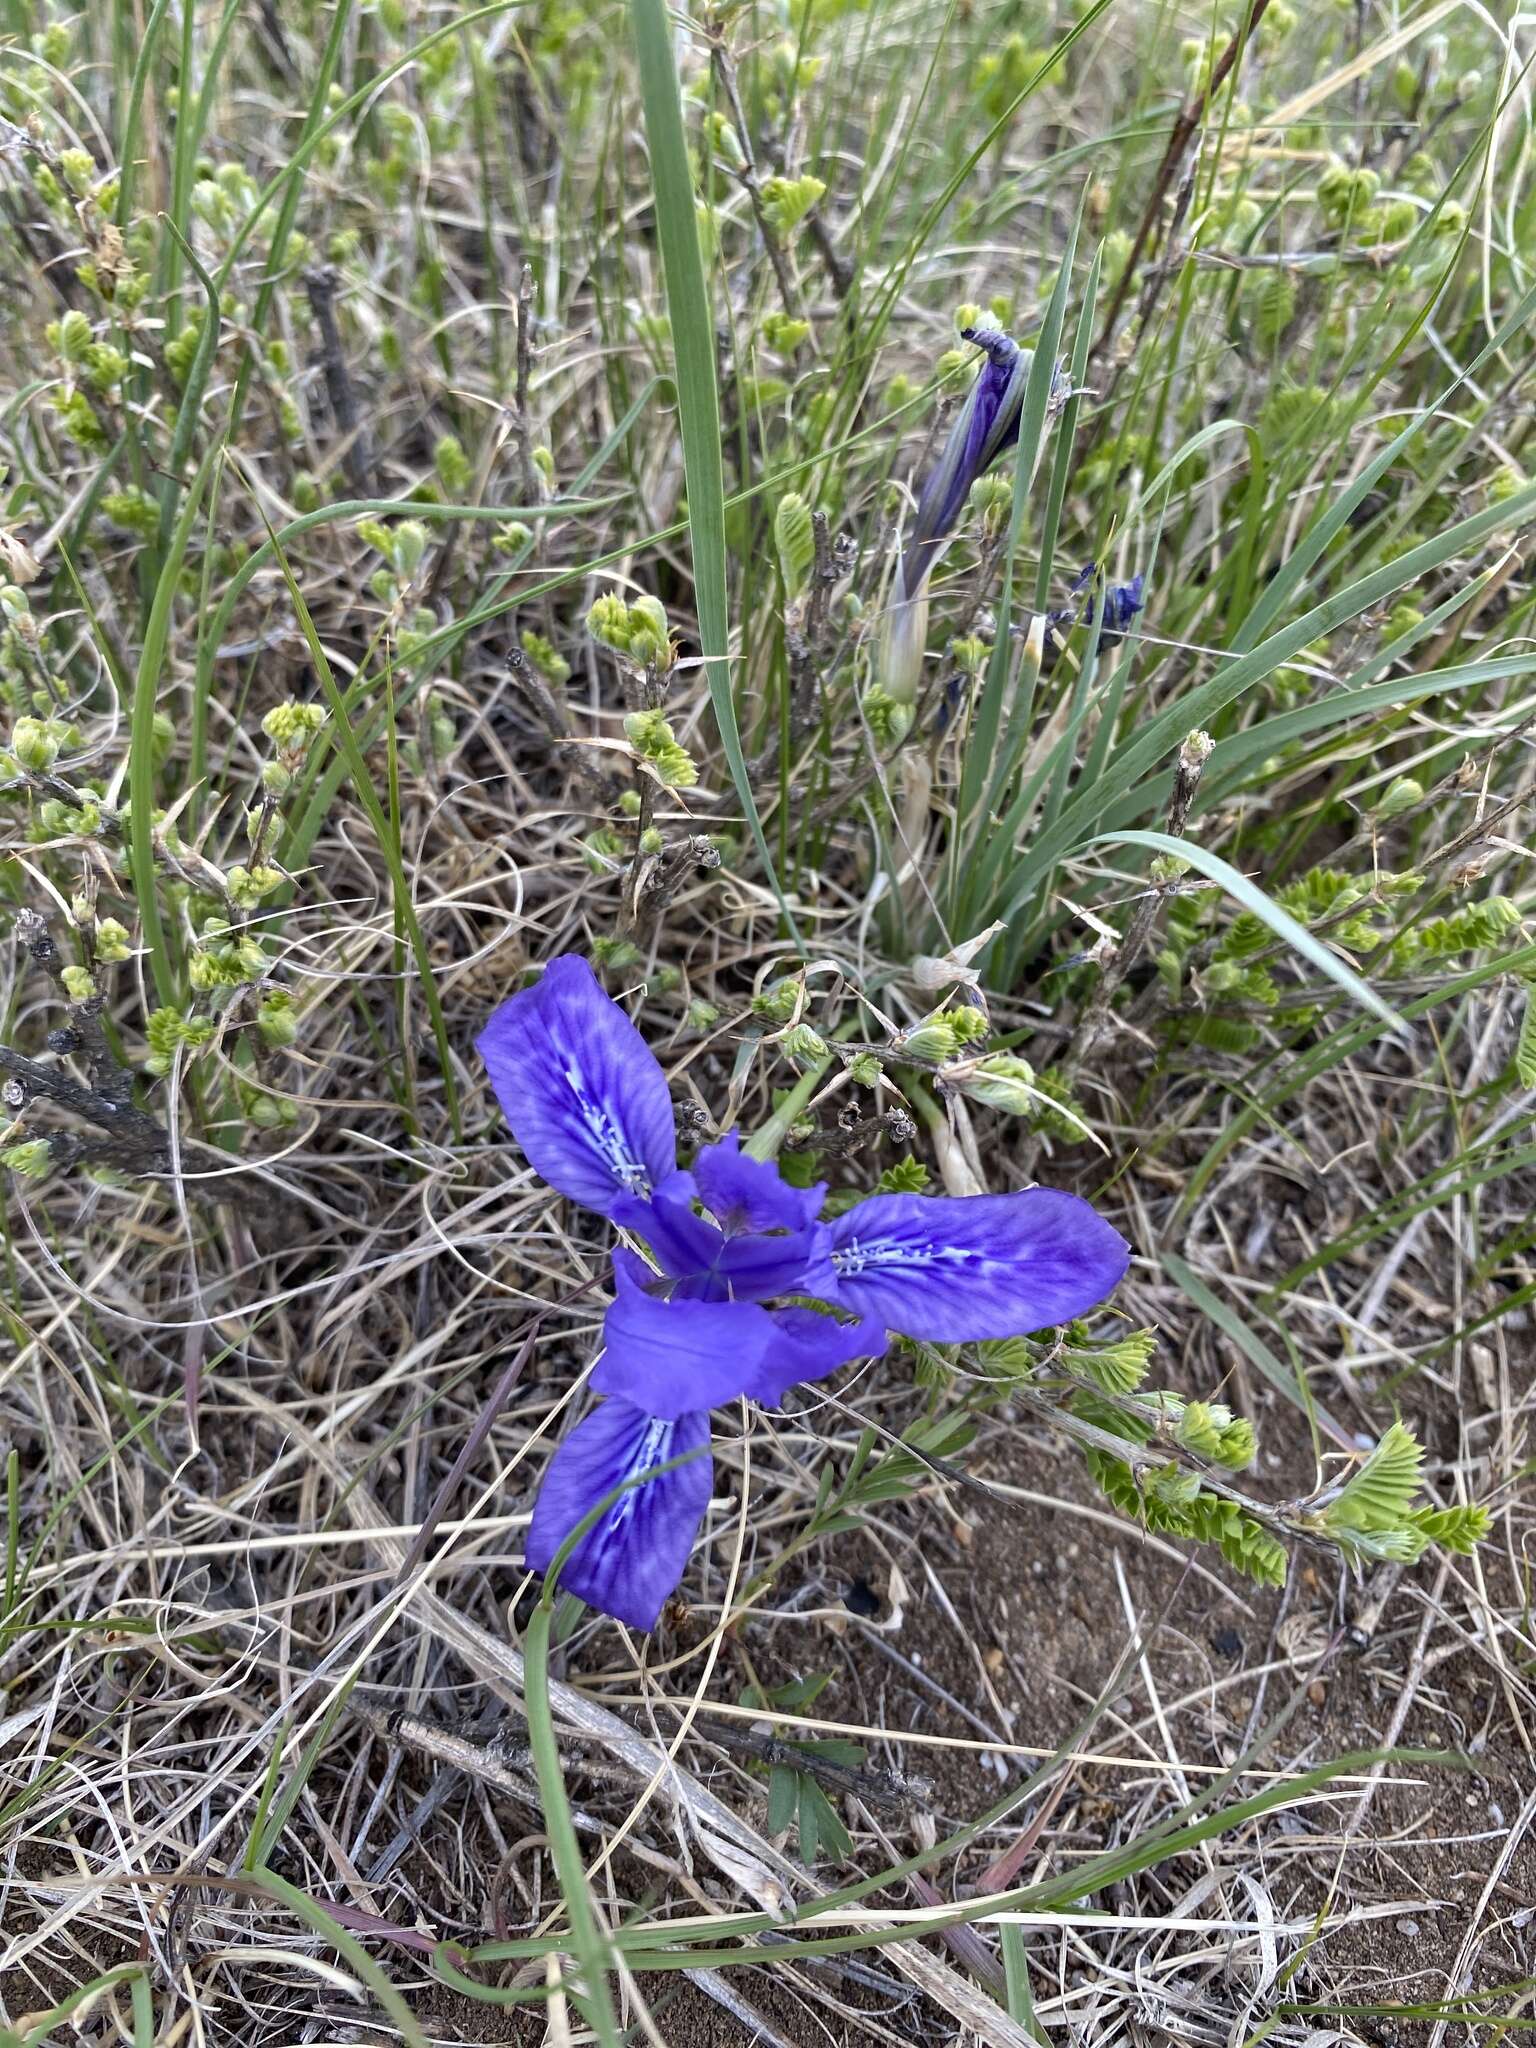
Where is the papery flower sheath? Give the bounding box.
[478,956,1130,1630]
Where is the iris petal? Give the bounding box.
[692,1133,827,1234]
[825,1189,1130,1342]
[525,1398,712,1631]
[593,1281,778,1419]
[754,1307,885,1408]
[477,955,684,1217]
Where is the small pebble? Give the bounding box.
[1307,1680,1327,1706]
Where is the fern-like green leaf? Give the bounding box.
[1410,1503,1492,1553]
[1323,1420,1424,1533]
[1063,1326,1157,1395]
[1516,980,1536,1089]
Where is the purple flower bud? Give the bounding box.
[882,329,1069,703]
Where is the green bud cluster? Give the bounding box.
[861,686,913,746]
[762,312,811,355]
[101,488,160,539]
[358,518,430,592]
[751,979,800,1025]
[9,715,69,772]
[145,1006,215,1077]
[761,173,825,236]
[588,592,673,669]
[624,708,697,787]
[1,1139,52,1179]
[434,433,473,497]
[951,1051,1038,1115]
[225,864,284,910]
[187,918,269,991]
[591,934,641,973]
[781,1021,829,1066]
[261,701,327,747]
[968,474,1013,539]
[521,629,570,684]
[94,918,131,962]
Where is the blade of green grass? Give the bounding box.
[1090,828,1401,1025]
[629,0,799,944]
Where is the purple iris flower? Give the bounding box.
[477,955,1131,1630]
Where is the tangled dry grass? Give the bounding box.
[2,0,1535,2041]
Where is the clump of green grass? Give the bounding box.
[1,0,1532,2040]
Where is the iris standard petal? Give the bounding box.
[825,1189,1130,1342]
[593,1284,779,1419]
[476,955,683,1217]
[525,1398,712,1631]
[692,1133,827,1234]
[753,1306,886,1408]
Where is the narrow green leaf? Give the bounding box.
[629,0,798,941]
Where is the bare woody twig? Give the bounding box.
[1092,0,1273,360]
[1056,728,1214,1082]
[706,25,803,323]
[304,266,376,498]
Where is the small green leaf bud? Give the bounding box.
[94,918,131,962]
[952,1051,1038,1114]
[762,312,811,354]
[2,1139,52,1178]
[782,1021,829,1065]
[61,963,96,1001]
[686,996,720,1032]
[48,309,93,363]
[761,172,825,235]
[774,492,815,600]
[12,717,60,771]
[949,635,990,676]
[617,787,643,818]
[944,1004,990,1044]
[847,1052,884,1086]
[434,433,473,497]
[591,934,641,973]
[1372,775,1423,821]
[969,473,1013,538]
[751,978,800,1025]
[587,592,632,651]
[257,992,299,1047]
[226,864,283,909]
[897,1015,961,1063]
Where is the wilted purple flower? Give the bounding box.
[1042,565,1146,672]
[883,328,1069,705]
[478,956,1131,1629]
